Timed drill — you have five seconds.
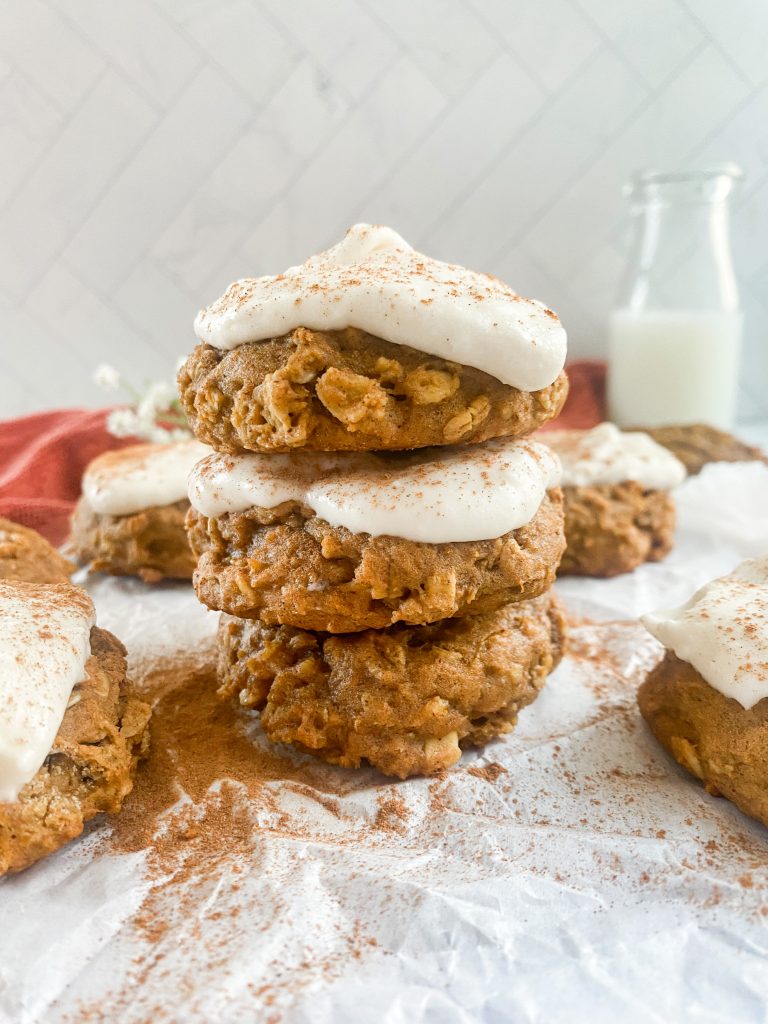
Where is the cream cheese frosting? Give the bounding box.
[543,422,686,489]
[642,557,768,710]
[188,437,561,544]
[0,581,95,802]
[83,440,210,517]
[193,223,567,392]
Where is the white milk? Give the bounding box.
[607,309,742,429]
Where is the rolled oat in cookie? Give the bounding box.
[217,592,566,779]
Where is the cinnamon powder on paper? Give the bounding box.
[107,665,305,857]
[67,663,393,1022]
[466,761,508,783]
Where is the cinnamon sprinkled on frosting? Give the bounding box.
[642,557,768,710]
[188,437,561,544]
[0,580,95,801]
[543,423,686,490]
[83,440,210,517]
[194,224,566,392]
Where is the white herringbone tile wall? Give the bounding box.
[1,0,767,418]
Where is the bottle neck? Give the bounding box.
[619,177,740,312]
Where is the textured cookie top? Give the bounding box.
[82,440,210,516]
[642,557,768,710]
[188,436,561,544]
[193,224,567,392]
[0,516,74,584]
[543,422,687,489]
[0,580,95,801]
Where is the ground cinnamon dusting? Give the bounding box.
[64,663,398,1022]
[106,666,309,856]
[374,791,409,834]
[56,618,768,1021]
[466,761,508,783]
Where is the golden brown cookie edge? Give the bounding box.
[638,651,768,829]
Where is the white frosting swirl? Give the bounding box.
[83,440,210,516]
[193,224,566,392]
[0,581,95,802]
[642,557,768,710]
[188,437,561,544]
[543,422,686,489]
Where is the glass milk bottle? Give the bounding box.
[607,165,743,429]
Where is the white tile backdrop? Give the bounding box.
[1,0,767,418]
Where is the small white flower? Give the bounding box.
[137,381,176,423]
[106,408,140,438]
[93,363,121,392]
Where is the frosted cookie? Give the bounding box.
[0,516,74,584]
[186,437,565,632]
[638,558,768,828]
[178,224,569,453]
[640,423,768,476]
[72,440,209,583]
[217,592,565,779]
[543,423,686,577]
[0,580,151,875]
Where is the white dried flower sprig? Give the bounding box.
[93,363,192,443]
[93,363,121,391]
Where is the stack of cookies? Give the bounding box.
[178,225,569,778]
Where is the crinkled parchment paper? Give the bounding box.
[2,463,768,1024]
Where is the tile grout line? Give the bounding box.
[41,0,175,116]
[110,0,352,293]
[488,36,713,270]
[14,60,205,306]
[360,0,504,103]
[256,0,361,108]
[676,0,757,90]
[147,0,279,116]
[198,55,419,286]
[418,39,617,249]
[0,66,111,221]
[352,48,512,225]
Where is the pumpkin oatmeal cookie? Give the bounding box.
[543,423,686,577]
[0,581,151,875]
[187,426,567,635]
[217,592,566,779]
[72,498,195,583]
[640,423,768,476]
[187,490,563,632]
[558,482,676,577]
[182,223,568,453]
[178,330,569,454]
[186,437,564,632]
[638,652,768,829]
[71,441,208,583]
[0,516,74,584]
[639,557,768,829]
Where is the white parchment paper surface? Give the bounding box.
[1,462,768,1023]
